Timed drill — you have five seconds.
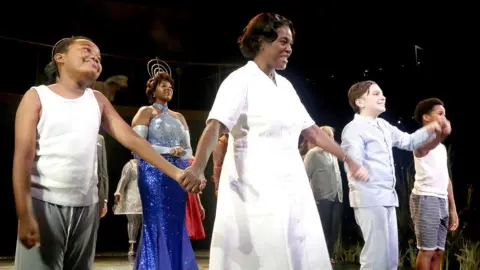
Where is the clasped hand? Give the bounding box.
[170,146,186,157]
[178,165,207,194]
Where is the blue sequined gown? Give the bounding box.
[134,105,198,270]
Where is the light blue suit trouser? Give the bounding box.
[354,206,398,270]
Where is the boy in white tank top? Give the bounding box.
[12,36,204,270]
[410,98,457,270]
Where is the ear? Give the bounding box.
[53,53,65,64]
[355,98,365,109]
[422,114,430,123]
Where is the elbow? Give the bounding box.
[13,148,35,170]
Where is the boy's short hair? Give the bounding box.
[348,80,377,113]
[414,98,444,124]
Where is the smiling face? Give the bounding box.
[356,83,387,116]
[154,80,173,102]
[55,39,102,83]
[259,26,293,70]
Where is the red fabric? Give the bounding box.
[185,156,206,240]
[185,193,206,240]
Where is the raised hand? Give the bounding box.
[441,119,451,136]
[426,121,442,135]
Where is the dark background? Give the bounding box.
[0,1,476,256]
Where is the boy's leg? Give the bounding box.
[387,206,399,270]
[63,203,100,270]
[354,206,392,269]
[14,198,68,270]
[410,194,442,270]
[431,198,449,269]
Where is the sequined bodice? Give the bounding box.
[147,111,185,148]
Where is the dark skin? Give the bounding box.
[182,26,367,191]
[12,39,197,249]
[413,105,456,270]
[127,78,203,198]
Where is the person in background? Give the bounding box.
[304,126,343,262]
[113,159,142,256]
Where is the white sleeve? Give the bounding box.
[133,125,148,138]
[206,72,248,131]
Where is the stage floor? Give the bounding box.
[0,251,361,269]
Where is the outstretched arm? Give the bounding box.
[303,125,365,180]
[94,92,182,181]
[414,120,451,158]
[390,120,441,152]
[192,119,227,171]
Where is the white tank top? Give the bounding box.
[31,85,101,206]
[412,143,449,199]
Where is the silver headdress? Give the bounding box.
[147,57,172,78]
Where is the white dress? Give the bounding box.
[208,61,332,270]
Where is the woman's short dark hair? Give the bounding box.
[44,36,92,84]
[145,72,174,104]
[237,13,295,59]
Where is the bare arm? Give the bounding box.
[212,137,227,182]
[94,92,182,180]
[302,125,359,171]
[13,89,40,220]
[192,119,227,171]
[447,179,456,212]
[413,134,445,158]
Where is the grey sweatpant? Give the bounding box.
[15,198,100,270]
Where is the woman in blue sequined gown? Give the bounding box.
[131,68,198,270]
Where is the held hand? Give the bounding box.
[179,166,204,193]
[18,214,40,249]
[101,204,108,218]
[345,157,368,182]
[427,121,442,135]
[170,146,186,157]
[441,119,452,136]
[449,210,459,231]
[114,194,121,205]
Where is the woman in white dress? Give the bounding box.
[184,13,368,270]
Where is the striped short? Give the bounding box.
[410,194,449,251]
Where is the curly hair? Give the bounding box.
[347,80,377,113]
[145,72,174,104]
[237,13,295,59]
[414,98,444,125]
